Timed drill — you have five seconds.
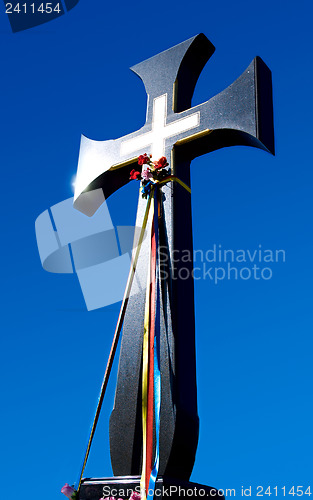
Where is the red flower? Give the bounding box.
[130,169,141,180]
[138,153,151,166]
[153,156,169,170]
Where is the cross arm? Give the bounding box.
[130,33,215,114]
[73,134,140,216]
[175,56,274,162]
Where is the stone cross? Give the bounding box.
[74,33,274,481]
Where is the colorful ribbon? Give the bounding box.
[75,175,191,496]
[75,191,154,493]
[147,192,161,500]
[140,177,191,500]
[140,188,161,500]
[140,197,154,499]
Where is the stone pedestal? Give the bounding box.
[79,476,225,500]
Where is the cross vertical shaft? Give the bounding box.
[109,149,198,479]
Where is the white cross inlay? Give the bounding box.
[120,94,200,160]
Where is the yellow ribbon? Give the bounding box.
[158,175,191,193]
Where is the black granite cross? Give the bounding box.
[74,33,274,482]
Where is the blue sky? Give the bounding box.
[0,1,312,499]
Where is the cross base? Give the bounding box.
[79,476,225,500]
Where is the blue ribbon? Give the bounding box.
[141,181,153,197]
